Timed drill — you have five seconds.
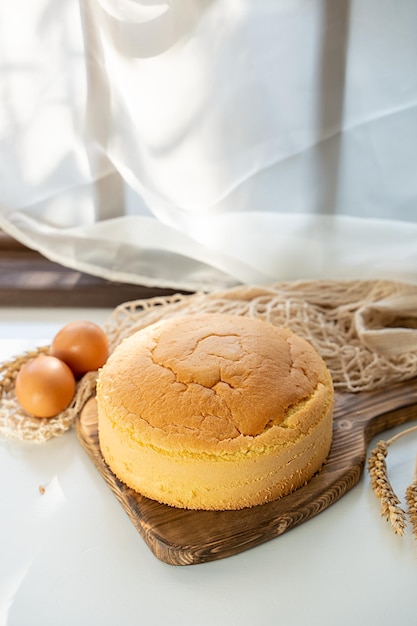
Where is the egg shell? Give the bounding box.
[15,355,76,418]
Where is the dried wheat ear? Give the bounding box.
[368,425,417,539]
[405,465,417,539]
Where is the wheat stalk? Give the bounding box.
[405,455,417,540]
[368,440,407,535]
[368,425,417,537]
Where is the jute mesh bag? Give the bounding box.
[1,279,417,443]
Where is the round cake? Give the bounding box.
[96,313,334,510]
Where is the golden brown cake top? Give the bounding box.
[97,313,332,452]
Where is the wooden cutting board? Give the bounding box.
[76,379,417,566]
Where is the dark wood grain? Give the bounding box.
[76,379,417,566]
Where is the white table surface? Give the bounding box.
[1,307,416,626]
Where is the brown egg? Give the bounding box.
[50,320,109,378]
[15,355,76,418]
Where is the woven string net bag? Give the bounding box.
[1,279,417,443]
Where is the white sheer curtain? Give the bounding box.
[1,0,416,292]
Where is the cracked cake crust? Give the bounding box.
[97,314,334,510]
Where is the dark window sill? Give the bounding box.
[0,232,190,308]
